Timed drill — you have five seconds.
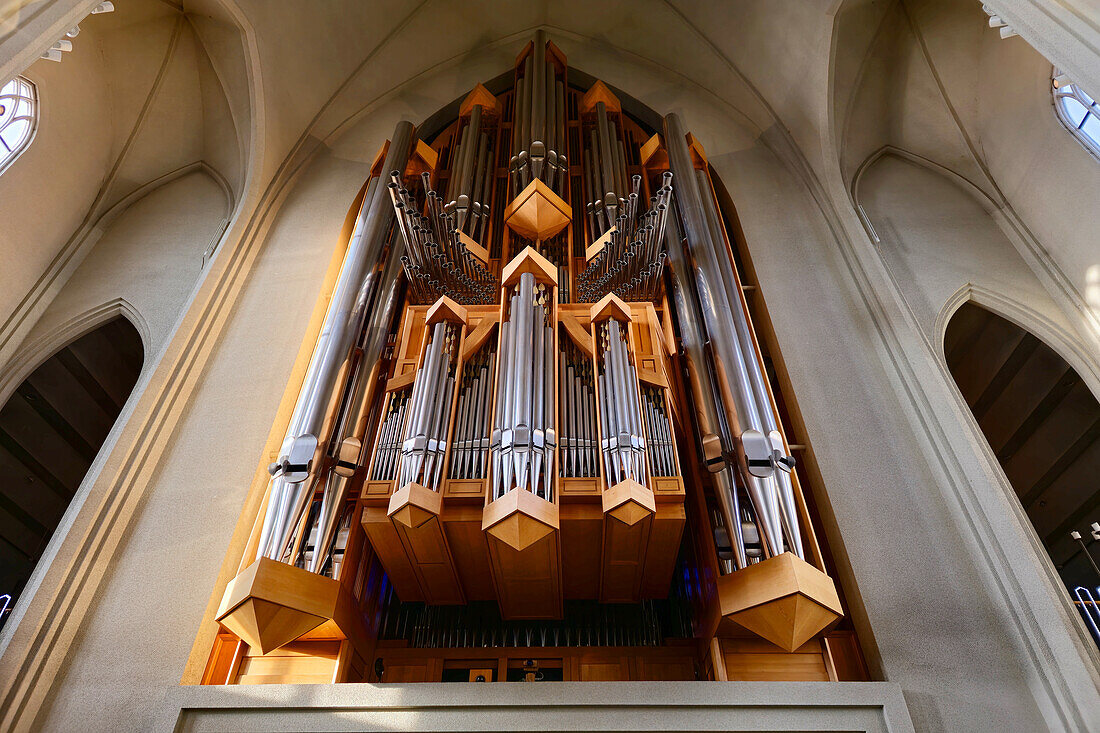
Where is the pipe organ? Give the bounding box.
[203,33,867,685]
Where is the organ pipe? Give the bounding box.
[257,121,414,563]
[214,40,845,666]
[662,112,802,562]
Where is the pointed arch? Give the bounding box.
[0,311,144,630]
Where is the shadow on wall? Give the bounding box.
[0,316,143,628]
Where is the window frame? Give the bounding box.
[1052,68,1100,161]
[0,75,38,176]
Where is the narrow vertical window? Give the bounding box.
[1053,69,1100,159]
[0,76,37,175]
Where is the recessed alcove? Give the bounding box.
[944,302,1100,593]
[0,316,143,627]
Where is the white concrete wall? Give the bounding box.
[859,154,1072,342]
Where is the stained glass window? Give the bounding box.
[0,76,36,175]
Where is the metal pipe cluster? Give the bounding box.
[662,113,803,567]
[558,333,598,478]
[578,172,673,302]
[583,100,631,236]
[390,171,497,305]
[596,318,646,485]
[449,344,497,480]
[641,386,677,477]
[257,121,414,565]
[372,389,409,481]
[490,272,556,501]
[445,103,494,241]
[399,321,460,490]
[510,31,567,198]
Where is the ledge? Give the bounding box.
[156,681,914,732]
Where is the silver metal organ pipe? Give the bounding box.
[662,112,788,559]
[309,252,405,574]
[662,197,748,570]
[694,168,804,559]
[258,120,415,562]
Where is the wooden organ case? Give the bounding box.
[196,33,870,686]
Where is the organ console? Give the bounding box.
[201,32,866,685]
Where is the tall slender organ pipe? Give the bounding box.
[309,251,405,574]
[662,199,748,570]
[662,113,786,559]
[258,120,415,562]
[694,168,804,559]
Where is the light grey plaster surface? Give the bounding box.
[155,681,915,733]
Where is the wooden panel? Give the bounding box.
[599,509,651,603]
[486,529,563,618]
[237,673,332,685]
[720,636,829,682]
[641,504,686,598]
[579,656,630,681]
[381,662,431,683]
[239,653,337,678]
[362,480,395,504]
[442,478,485,503]
[392,512,465,605]
[442,506,496,601]
[361,506,424,602]
[636,656,696,681]
[234,640,341,685]
[723,652,829,681]
[824,632,869,681]
[651,476,685,501]
[558,477,601,501]
[559,503,602,599]
[201,634,241,685]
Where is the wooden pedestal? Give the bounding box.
[599,479,656,603]
[716,552,842,652]
[215,557,368,656]
[386,482,465,605]
[482,489,563,618]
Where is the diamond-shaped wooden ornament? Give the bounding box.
[216,556,342,655]
[639,133,668,170]
[426,296,468,327]
[503,179,572,241]
[716,552,843,652]
[388,482,442,529]
[580,80,621,115]
[502,245,558,288]
[589,292,633,325]
[602,478,655,526]
[460,83,499,118]
[482,487,559,552]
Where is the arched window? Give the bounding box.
[0,76,37,175]
[0,316,143,629]
[945,302,1100,645]
[1053,70,1100,158]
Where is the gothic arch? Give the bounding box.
[0,298,149,411]
[938,294,1100,658]
[0,311,145,630]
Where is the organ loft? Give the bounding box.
[205,34,861,684]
